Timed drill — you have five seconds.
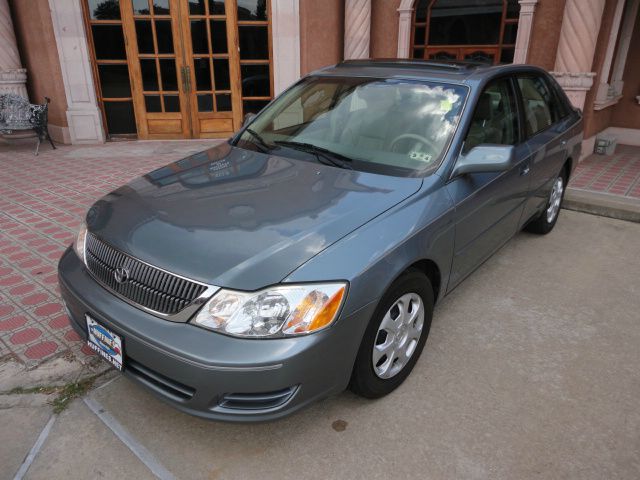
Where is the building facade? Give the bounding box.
[3,0,639,153]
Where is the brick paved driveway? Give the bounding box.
[0,139,216,368]
[570,145,640,198]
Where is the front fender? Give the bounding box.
[284,176,455,317]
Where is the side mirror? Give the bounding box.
[452,145,515,177]
[243,112,256,127]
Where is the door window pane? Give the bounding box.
[243,99,269,115]
[429,0,502,45]
[98,64,131,97]
[194,58,212,91]
[152,0,170,14]
[159,59,178,91]
[197,94,214,112]
[140,59,159,91]
[213,59,231,90]
[191,20,209,54]
[237,0,267,20]
[413,48,424,59]
[464,78,518,152]
[415,0,427,22]
[189,0,205,15]
[517,76,554,136]
[104,101,137,134]
[209,0,225,15]
[216,94,231,111]
[210,20,228,54]
[135,20,154,54]
[132,0,150,15]
[241,64,270,97]
[92,25,127,59]
[164,95,180,112]
[145,95,162,112]
[155,20,174,54]
[88,0,121,20]
[500,48,515,64]
[506,0,520,18]
[239,26,269,60]
[414,26,426,46]
[503,23,518,44]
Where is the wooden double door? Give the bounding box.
[86,0,272,139]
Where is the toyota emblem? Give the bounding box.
[114,266,130,284]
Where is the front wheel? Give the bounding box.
[525,171,566,235]
[349,269,434,398]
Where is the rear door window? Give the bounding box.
[517,76,557,136]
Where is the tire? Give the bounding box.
[525,168,567,235]
[349,269,434,399]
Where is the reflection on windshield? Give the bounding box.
[236,77,467,176]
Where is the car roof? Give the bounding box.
[310,59,546,86]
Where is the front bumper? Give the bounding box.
[58,248,374,422]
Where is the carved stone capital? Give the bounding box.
[550,72,596,109]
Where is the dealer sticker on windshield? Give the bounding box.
[86,315,123,371]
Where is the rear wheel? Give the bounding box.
[525,170,567,234]
[350,269,434,398]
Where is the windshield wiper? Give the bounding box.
[274,140,354,170]
[243,128,273,152]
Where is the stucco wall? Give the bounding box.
[526,0,566,69]
[582,0,619,138]
[610,14,640,130]
[10,0,68,142]
[299,0,344,75]
[371,0,400,58]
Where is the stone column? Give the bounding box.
[512,0,538,64]
[0,0,27,97]
[551,0,606,109]
[344,0,371,60]
[397,0,414,58]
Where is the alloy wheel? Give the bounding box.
[546,177,564,223]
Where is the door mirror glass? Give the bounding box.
[453,145,514,177]
[243,112,256,126]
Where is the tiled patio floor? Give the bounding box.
[569,144,640,199]
[0,139,217,368]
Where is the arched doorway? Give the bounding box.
[410,0,521,64]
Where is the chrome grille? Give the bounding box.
[85,233,207,315]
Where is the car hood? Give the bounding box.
[86,142,422,289]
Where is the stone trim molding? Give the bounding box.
[513,0,538,64]
[271,0,300,95]
[0,0,28,98]
[48,0,105,144]
[396,0,538,62]
[345,0,372,59]
[593,0,626,110]
[609,0,640,100]
[550,72,597,109]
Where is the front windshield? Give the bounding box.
[234,76,467,176]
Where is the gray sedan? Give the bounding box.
[58,60,583,421]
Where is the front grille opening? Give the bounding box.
[126,358,195,402]
[218,386,298,411]
[85,233,207,315]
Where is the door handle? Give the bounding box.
[520,165,530,176]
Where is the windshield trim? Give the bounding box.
[232,75,471,178]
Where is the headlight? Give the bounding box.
[193,283,347,338]
[74,221,88,265]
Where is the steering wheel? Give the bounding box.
[390,133,438,155]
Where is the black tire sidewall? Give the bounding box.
[350,269,434,398]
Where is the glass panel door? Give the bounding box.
[179,0,242,137]
[121,0,191,138]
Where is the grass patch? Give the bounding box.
[3,371,109,413]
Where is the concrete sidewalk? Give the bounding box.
[4,210,639,480]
